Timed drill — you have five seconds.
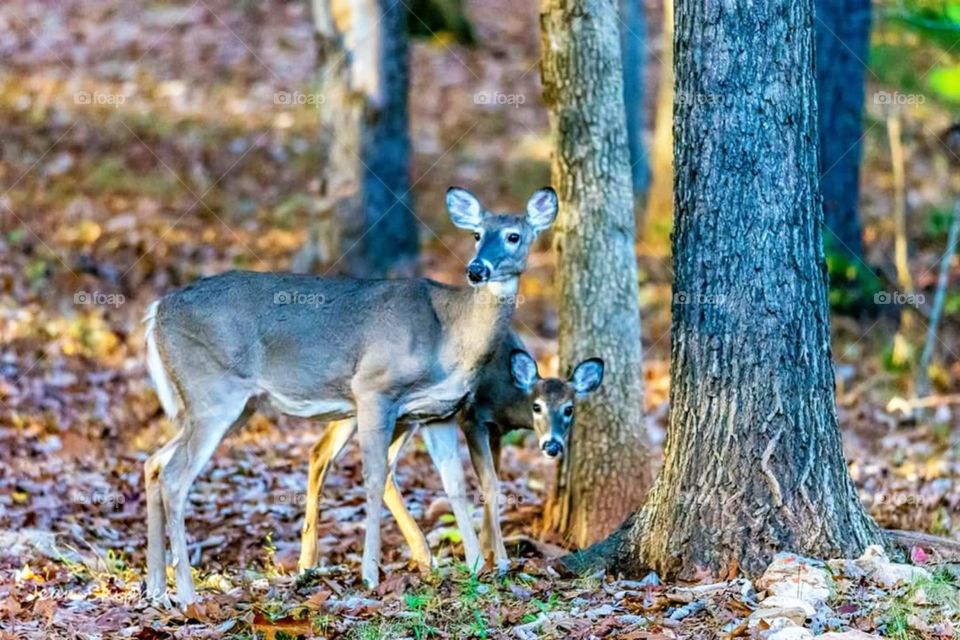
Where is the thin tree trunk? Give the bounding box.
[611,0,881,578]
[295,0,418,278]
[539,0,651,549]
[815,0,870,260]
[619,0,650,199]
[642,0,673,246]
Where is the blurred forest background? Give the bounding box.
[1,0,960,637]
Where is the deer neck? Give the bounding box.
[444,277,519,370]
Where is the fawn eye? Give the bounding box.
[473,232,481,241]
[563,406,573,417]
[507,233,521,243]
[532,403,543,414]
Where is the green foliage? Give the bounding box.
[825,250,885,314]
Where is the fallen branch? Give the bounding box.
[884,529,960,563]
[887,393,960,414]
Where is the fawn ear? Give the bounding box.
[526,187,558,231]
[571,358,604,395]
[447,187,484,230]
[509,350,539,392]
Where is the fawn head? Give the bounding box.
[508,350,604,459]
[446,187,558,286]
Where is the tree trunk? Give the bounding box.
[613,0,882,579]
[539,0,651,549]
[619,0,650,199]
[295,0,418,278]
[815,0,870,261]
[642,0,673,247]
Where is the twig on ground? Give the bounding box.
[915,199,960,399]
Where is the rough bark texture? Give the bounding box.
[815,0,870,260]
[297,0,418,278]
[539,0,651,549]
[619,0,649,198]
[617,0,882,579]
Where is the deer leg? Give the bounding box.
[299,419,357,572]
[422,422,484,574]
[356,396,395,590]
[465,422,508,571]
[382,427,433,571]
[158,388,251,605]
[145,437,178,599]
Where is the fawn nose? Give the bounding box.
[466,261,491,284]
[542,439,563,458]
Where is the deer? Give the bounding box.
[142,186,558,604]
[297,331,604,573]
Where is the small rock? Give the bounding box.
[749,597,814,627]
[669,599,706,621]
[584,603,616,618]
[814,632,881,640]
[758,552,833,607]
[618,614,646,626]
[761,596,817,618]
[638,571,661,587]
[769,626,814,640]
[848,545,931,588]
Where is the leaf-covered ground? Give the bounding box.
[0,0,959,637]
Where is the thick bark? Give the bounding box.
[539,0,651,548]
[615,0,882,579]
[296,0,418,278]
[619,0,649,198]
[815,0,870,260]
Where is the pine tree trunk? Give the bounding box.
[297,0,418,278]
[614,0,882,578]
[816,0,870,260]
[619,0,650,198]
[539,0,651,549]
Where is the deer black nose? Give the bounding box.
[542,439,563,458]
[466,261,490,284]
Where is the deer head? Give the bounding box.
[508,350,604,459]
[446,187,558,286]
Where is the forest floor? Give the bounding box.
[1,0,960,638]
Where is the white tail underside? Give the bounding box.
[144,300,181,420]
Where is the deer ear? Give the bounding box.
[526,187,558,231]
[571,358,604,395]
[509,350,539,392]
[447,187,484,230]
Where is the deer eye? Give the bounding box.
[563,406,573,417]
[473,232,481,241]
[532,403,543,414]
[507,233,521,244]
